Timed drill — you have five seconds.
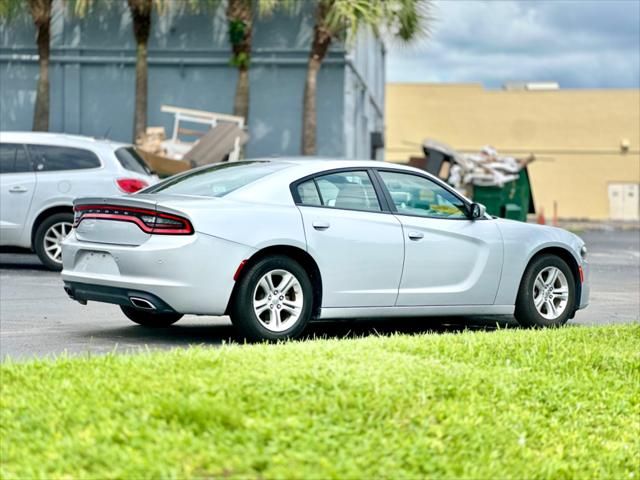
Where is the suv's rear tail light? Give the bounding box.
[73,205,193,235]
[116,178,148,194]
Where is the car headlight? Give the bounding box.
[580,245,587,259]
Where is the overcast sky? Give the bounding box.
[386,0,640,88]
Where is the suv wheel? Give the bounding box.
[34,213,74,271]
[230,255,313,342]
[515,254,576,328]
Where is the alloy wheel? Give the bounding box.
[533,266,569,320]
[43,221,72,264]
[253,269,304,332]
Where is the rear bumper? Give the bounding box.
[64,282,179,314]
[61,231,256,315]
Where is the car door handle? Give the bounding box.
[312,221,330,231]
[9,186,28,193]
[408,231,424,240]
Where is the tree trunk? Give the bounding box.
[301,57,321,156]
[128,0,152,142]
[233,66,250,120]
[133,40,148,142]
[32,5,51,131]
[227,0,252,122]
[301,4,332,156]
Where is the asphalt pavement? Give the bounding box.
[1,229,638,361]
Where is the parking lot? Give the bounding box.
[1,229,638,361]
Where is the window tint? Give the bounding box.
[115,147,152,175]
[378,170,468,219]
[296,180,321,206]
[298,170,381,212]
[143,161,289,197]
[0,144,30,174]
[28,145,101,172]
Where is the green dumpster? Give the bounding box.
[472,168,535,222]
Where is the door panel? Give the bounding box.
[299,207,404,308]
[374,168,503,306]
[0,144,36,246]
[395,217,503,305]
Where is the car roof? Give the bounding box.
[247,157,428,176]
[0,131,129,150]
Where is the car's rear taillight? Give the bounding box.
[116,178,148,194]
[73,205,193,235]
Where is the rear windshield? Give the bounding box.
[141,161,288,197]
[115,147,152,175]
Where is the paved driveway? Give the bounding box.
[1,229,638,360]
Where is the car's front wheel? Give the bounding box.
[120,306,183,327]
[230,255,313,341]
[515,254,576,327]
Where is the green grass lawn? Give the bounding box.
[1,324,639,479]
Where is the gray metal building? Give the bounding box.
[0,2,385,159]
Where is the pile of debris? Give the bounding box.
[135,105,248,177]
[411,139,535,196]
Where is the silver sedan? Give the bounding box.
[62,159,589,341]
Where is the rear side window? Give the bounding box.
[295,180,322,206]
[143,161,289,197]
[115,147,152,175]
[296,170,381,212]
[28,145,101,172]
[0,144,30,174]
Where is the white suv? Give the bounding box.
[0,132,156,270]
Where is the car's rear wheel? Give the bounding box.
[515,254,576,328]
[120,306,183,327]
[34,212,74,271]
[230,255,313,341]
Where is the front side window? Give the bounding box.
[378,170,468,219]
[143,161,289,197]
[296,170,381,212]
[0,144,30,174]
[28,145,101,172]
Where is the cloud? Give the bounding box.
[386,0,640,88]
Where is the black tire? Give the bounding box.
[33,212,74,271]
[515,254,576,328]
[229,255,313,342]
[120,306,183,327]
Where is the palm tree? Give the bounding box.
[0,0,53,131]
[301,0,432,155]
[225,0,295,122]
[127,0,162,142]
[75,0,166,142]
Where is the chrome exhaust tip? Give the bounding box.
[129,297,156,310]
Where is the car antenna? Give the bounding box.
[102,126,112,140]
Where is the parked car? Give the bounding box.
[0,132,156,270]
[62,160,589,341]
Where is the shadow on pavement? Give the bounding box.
[78,315,520,348]
[0,253,49,271]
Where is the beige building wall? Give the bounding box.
[385,83,640,220]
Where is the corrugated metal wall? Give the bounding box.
[0,1,385,159]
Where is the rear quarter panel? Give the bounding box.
[155,197,308,252]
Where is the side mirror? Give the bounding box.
[469,202,486,220]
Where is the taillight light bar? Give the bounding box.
[73,205,193,235]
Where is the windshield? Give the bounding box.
[141,161,289,197]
